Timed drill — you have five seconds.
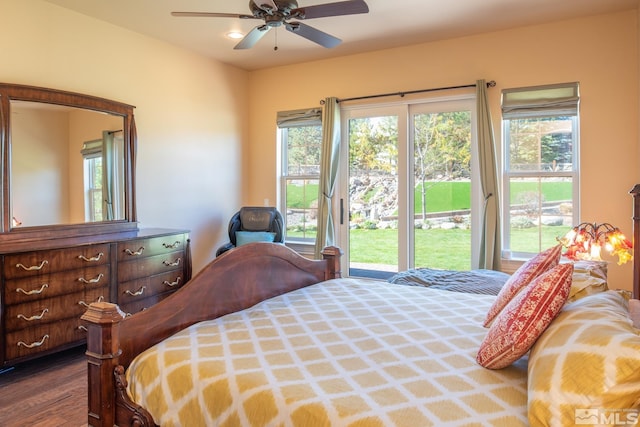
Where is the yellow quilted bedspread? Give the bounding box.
[126,278,528,426]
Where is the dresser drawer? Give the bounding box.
[5,316,88,361]
[119,290,175,318]
[117,234,187,261]
[118,251,185,283]
[4,286,109,332]
[4,265,110,305]
[118,270,185,306]
[4,244,111,279]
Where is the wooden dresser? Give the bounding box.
[0,228,191,366]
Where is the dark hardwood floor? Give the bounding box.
[0,346,87,427]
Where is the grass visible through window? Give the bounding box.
[286,181,570,269]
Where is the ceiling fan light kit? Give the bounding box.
[171,0,369,50]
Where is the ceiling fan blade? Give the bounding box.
[285,22,341,48]
[292,0,369,20]
[171,11,257,20]
[234,25,271,50]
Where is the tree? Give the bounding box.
[413,111,471,220]
[286,126,322,175]
[348,116,398,174]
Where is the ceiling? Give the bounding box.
[44,0,638,71]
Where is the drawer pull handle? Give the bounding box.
[163,257,181,267]
[125,286,146,297]
[78,295,104,308]
[124,247,145,256]
[16,260,48,271]
[18,334,49,349]
[16,284,49,295]
[17,308,49,322]
[163,277,182,288]
[78,273,104,284]
[124,306,148,318]
[163,241,181,249]
[78,253,104,262]
[78,325,88,332]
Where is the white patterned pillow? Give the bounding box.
[631,299,640,329]
[567,260,608,302]
[528,291,640,427]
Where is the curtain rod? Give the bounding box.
[321,80,496,105]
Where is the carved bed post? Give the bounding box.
[321,246,343,279]
[630,185,640,299]
[81,302,125,427]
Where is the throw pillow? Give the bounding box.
[476,262,573,369]
[631,299,640,329]
[528,291,640,427]
[483,244,562,327]
[567,259,608,302]
[235,231,277,246]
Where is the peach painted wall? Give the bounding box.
[247,10,639,291]
[1,0,249,273]
[11,108,69,226]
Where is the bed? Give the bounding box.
[82,190,640,427]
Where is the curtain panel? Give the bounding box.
[477,80,501,270]
[314,98,341,259]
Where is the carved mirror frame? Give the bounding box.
[0,83,137,242]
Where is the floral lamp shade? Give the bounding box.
[558,222,633,265]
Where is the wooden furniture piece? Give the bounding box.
[0,83,138,239]
[2,228,191,366]
[83,244,341,427]
[0,84,192,366]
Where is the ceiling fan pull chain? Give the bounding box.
[274,28,279,51]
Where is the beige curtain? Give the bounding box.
[314,97,341,258]
[476,80,501,270]
[101,131,115,220]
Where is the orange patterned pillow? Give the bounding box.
[483,244,562,327]
[476,262,573,369]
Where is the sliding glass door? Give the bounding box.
[342,108,404,278]
[411,103,475,270]
[339,97,478,277]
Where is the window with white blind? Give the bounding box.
[502,82,580,259]
[278,108,323,243]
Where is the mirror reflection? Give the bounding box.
[10,100,125,228]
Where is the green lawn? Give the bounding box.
[288,179,571,269]
[289,180,572,213]
[347,225,566,270]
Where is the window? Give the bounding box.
[80,132,124,222]
[278,108,323,243]
[502,82,580,259]
[82,139,104,222]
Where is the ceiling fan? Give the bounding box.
[171,0,369,50]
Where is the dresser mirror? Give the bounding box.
[0,83,137,241]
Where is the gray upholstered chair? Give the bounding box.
[216,207,285,256]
